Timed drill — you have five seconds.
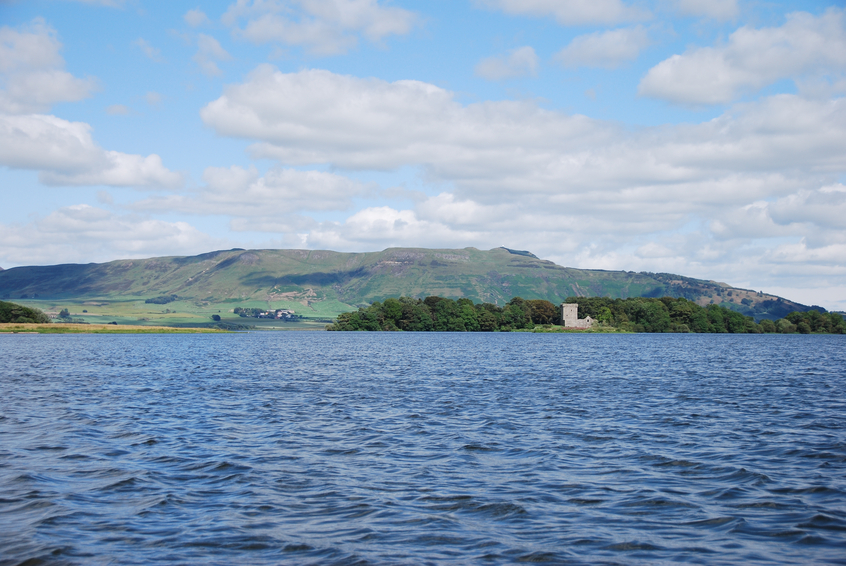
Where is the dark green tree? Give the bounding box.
[433,299,465,331]
[460,303,480,331]
[527,299,558,325]
[382,298,403,326]
[405,303,434,331]
[478,310,498,331]
[0,301,51,324]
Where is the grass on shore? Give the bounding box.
[0,323,229,334]
[518,324,631,333]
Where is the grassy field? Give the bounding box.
[11,298,335,329]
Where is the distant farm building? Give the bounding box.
[561,303,594,329]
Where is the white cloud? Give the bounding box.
[42,152,183,188]
[0,205,221,267]
[710,201,799,240]
[134,38,162,62]
[0,19,97,114]
[0,114,183,188]
[555,26,649,69]
[769,184,846,230]
[193,34,232,77]
[0,69,96,114]
[639,8,846,105]
[0,20,182,191]
[200,66,612,172]
[768,240,846,268]
[472,0,649,26]
[0,18,63,72]
[201,67,846,187]
[145,91,162,106]
[475,46,538,80]
[672,0,738,21]
[709,185,846,275]
[306,206,482,251]
[132,165,366,217]
[184,8,212,27]
[222,0,419,55]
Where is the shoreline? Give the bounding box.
[0,323,229,334]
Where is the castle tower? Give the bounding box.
[561,303,594,329]
[561,303,579,327]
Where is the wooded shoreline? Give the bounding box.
[326,296,846,334]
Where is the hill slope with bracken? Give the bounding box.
[0,247,819,321]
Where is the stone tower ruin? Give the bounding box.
[561,303,594,329]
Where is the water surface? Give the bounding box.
[1,333,845,564]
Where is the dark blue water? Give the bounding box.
[1,333,845,565]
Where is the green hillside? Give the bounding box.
[0,247,819,326]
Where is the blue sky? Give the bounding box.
[1,0,844,309]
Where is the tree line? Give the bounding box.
[327,296,549,332]
[326,295,846,334]
[145,294,179,304]
[567,296,844,334]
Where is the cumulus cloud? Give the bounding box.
[555,26,650,68]
[201,67,846,190]
[472,0,649,26]
[710,184,846,265]
[639,8,846,105]
[768,240,846,266]
[475,46,538,80]
[0,19,63,71]
[0,114,183,188]
[0,20,182,190]
[184,8,212,27]
[132,165,367,217]
[672,0,738,21]
[0,205,221,267]
[306,206,485,251]
[193,34,232,77]
[0,19,97,114]
[41,153,182,187]
[222,0,419,55]
[200,66,612,173]
[0,70,96,114]
[769,184,846,230]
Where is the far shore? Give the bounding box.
[0,323,229,334]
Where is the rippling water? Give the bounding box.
[1,333,845,565]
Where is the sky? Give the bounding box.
[0,0,844,310]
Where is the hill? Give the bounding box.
[0,247,819,323]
